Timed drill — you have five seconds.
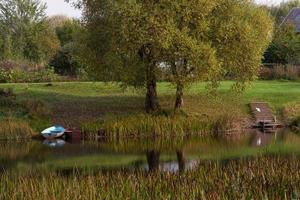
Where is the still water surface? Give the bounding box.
[1,129,300,173]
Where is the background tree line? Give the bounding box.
[0,0,83,82]
[264,0,300,65]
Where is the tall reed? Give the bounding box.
[0,118,35,140]
[81,113,239,140]
[1,156,300,200]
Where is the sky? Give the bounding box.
[42,0,81,18]
[43,0,286,18]
[256,0,285,5]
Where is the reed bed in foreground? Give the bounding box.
[1,156,300,200]
[0,118,35,140]
[81,113,239,140]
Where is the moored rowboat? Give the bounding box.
[41,126,65,139]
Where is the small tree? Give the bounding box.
[159,0,273,109]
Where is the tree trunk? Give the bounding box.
[175,83,184,110]
[176,151,186,173]
[145,78,160,113]
[139,44,160,113]
[146,150,160,172]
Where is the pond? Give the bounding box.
[1,129,300,174]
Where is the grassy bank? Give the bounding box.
[1,156,300,199]
[0,81,300,138]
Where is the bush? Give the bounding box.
[0,60,60,83]
[10,67,60,83]
[0,68,12,83]
[49,43,82,77]
[286,65,299,80]
[260,64,300,80]
[259,67,273,80]
[282,102,300,126]
[273,64,286,79]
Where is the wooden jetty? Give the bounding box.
[64,128,82,143]
[250,102,282,131]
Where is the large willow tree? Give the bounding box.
[70,0,273,112]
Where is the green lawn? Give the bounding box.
[1,81,300,127]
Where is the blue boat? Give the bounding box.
[41,126,65,139]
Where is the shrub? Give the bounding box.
[286,65,299,80]
[259,67,273,80]
[259,64,300,80]
[49,43,82,77]
[0,60,60,83]
[10,67,60,83]
[282,102,300,126]
[273,64,286,79]
[0,68,12,83]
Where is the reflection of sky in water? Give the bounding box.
[43,140,66,148]
[143,160,199,173]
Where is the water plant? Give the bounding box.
[1,156,300,200]
[81,113,240,140]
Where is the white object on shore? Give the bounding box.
[41,126,65,139]
[256,107,261,112]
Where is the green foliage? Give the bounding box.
[12,68,59,83]
[0,68,12,83]
[55,19,81,47]
[49,42,81,76]
[283,101,300,124]
[0,0,60,63]
[0,66,59,83]
[48,17,83,76]
[264,23,300,64]
[210,0,273,89]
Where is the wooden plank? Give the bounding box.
[250,102,276,126]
